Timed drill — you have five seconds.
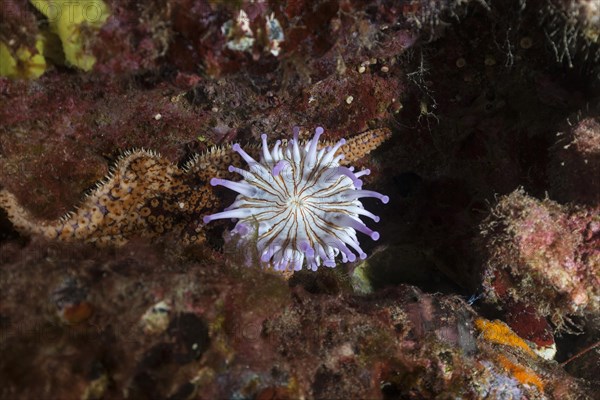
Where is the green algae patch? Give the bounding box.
[30,0,110,71]
[0,36,47,79]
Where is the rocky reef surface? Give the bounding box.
[0,0,598,399]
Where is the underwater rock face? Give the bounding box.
[0,239,590,399]
[1,0,599,398]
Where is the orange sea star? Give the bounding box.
[0,128,391,246]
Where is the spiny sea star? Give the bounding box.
[0,128,391,247]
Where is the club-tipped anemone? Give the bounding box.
[203,126,388,273]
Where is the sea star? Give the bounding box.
[0,128,391,246]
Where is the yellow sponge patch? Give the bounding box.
[30,0,110,71]
[0,36,47,79]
